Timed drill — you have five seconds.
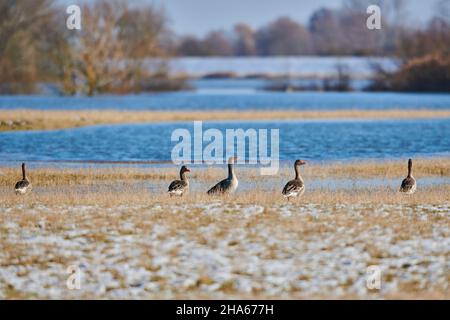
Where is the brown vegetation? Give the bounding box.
[0,186,448,299]
[2,157,447,184]
[369,53,450,92]
[0,0,179,95]
[0,0,61,93]
[393,54,450,92]
[2,0,448,94]
[0,158,449,206]
[0,157,449,299]
[61,1,175,96]
[369,15,450,93]
[1,109,450,132]
[1,185,449,207]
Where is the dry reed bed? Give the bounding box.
[0,158,449,206]
[0,185,449,207]
[1,157,449,187]
[1,109,450,131]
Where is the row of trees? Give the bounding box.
[176,0,417,56]
[0,0,177,95]
[0,0,448,94]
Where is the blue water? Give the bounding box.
[1,91,450,110]
[1,119,449,163]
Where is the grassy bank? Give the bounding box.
[1,158,449,205]
[1,158,449,184]
[1,109,450,132]
[1,159,449,299]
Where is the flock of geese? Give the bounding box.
[13,157,417,198]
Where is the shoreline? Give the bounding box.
[1,109,450,132]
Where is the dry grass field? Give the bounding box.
[1,109,450,131]
[0,159,449,299]
[1,157,449,187]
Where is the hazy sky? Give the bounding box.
[62,0,441,36]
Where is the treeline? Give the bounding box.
[173,0,450,93]
[177,13,387,57]
[175,0,418,57]
[0,0,448,95]
[0,0,184,95]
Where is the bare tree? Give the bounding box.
[233,24,256,56]
[309,8,342,55]
[256,17,312,55]
[203,30,234,56]
[62,0,170,95]
[0,0,62,93]
[118,5,169,59]
[177,36,208,56]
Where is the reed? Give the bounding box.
[1,109,450,131]
[1,157,448,187]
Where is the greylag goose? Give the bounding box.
[399,159,416,194]
[168,165,190,196]
[14,163,32,195]
[207,156,238,195]
[282,159,307,200]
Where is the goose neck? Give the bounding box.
[228,163,235,179]
[294,165,303,182]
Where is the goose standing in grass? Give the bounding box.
[14,163,32,195]
[168,165,190,197]
[399,159,416,194]
[207,156,238,195]
[282,159,307,201]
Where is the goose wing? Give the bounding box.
[207,179,229,195]
[168,180,187,193]
[400,177,416,192]
[282,179,304,197]
[15,180,31,194]
[15,180,30,190]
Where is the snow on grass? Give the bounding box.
[0,203,448,299]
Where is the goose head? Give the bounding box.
[295,159,307,166]
[228,156,238,164]
[181,165,191,174]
